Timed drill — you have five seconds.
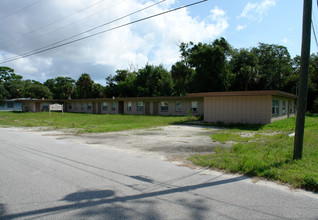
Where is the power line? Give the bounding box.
[0,0,208,64]
[0,0,170,63]
[312,19,318,48]
[0,0,109,45]
[0,0,44,20]
[0,0,127,51]
[311,0,318,49]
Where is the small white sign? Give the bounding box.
[49,104,63,117]
[49,104,63,111]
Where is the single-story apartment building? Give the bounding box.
[21,90,297,125]
[188,90,297,124]
[0,98,26,111]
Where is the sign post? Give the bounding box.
[49,104,63,117]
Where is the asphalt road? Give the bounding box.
[0,127,317,220]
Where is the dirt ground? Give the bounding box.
[15,125,227,165]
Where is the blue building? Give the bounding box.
[0,99,24,111]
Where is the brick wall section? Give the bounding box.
[204,95,272,124]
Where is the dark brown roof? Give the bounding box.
[64,96,203,102]
[21,90,297,103]
[187,90,297,99]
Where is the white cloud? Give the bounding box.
[0,0,229,83]
[281,38,289,44]
[236,24,247,31]
[238,0,276,22]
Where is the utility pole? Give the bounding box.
[293,0,312,160]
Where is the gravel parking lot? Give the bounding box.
[16,125,225,165]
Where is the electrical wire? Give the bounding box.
[312,20,318,48]
[0,0,108,45]
[0,0,170,63]
[0,0,208,64]
[0,0,44,20]
[312,0,318,49]
[0,0,127,50]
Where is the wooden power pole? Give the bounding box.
[293,0,312,160]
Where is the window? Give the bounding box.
[87,102,92,110]
[191,101,198,112]
[74,103,78,110]
[111,102,116,111]
[282,101,286,115]
[161,101,168,112]
[81,103,85,110]
[289,102,294,113]
[272,100,279,116]
[103,102,108,111]
[137,101,144,111]
[7,102,14,108]
[127,102,132,111]
[41,103,49,111]
[68,103,72,110]
[175,101,182,112]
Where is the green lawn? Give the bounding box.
[0,112,194,133]
[189,114,318,192]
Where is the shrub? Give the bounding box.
[302,176,318,192]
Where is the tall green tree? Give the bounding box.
[3,80,25,99]
[170,61,194,95]
[44,77,75,99]
[92,83,105,98]
[180,38,232,92]
[0,83,9,105]
[55,77,75,99]
[135,64,173,97]
[289,54,318,112]
[76,73,93,99]
[230,48,259,91]
[0,67,24,101]
[105,74,118,98]
[0,66,23,82]
[105,69,137,98]
[251,43,292,90]
[24,83,52,99]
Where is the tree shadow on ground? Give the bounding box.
[1,176,246,219]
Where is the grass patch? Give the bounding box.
[0,112,195,133]
[189,114,318,192]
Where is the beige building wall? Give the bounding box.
[204,95,272,124]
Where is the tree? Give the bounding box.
[3,80,25,99]
[0,67,24,101]
[45,77,75,99]
[0,66,23,82]
[135,64,173,97]
[289,54,318,112]
[180,38,233,92]
[171,61,194,95]
[44,79,57,98]
[251,43,292,90]
[55,77,75,99]
[117,71,137,97]
[24,83,52,99]
[0,83,9,105]
[92,83,105,98]
[76,73,93,99]
[105,69,137,98]
[230,48,259,91]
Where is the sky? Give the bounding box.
[0,0,317,85]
